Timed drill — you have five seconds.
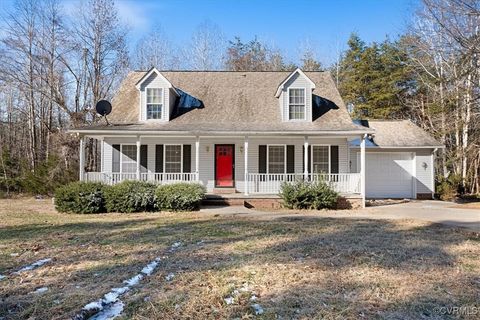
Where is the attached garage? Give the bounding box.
[362,152,414,198]
[350,120,444,200]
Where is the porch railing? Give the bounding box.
[246,173,361,194]
[84,172,199,185]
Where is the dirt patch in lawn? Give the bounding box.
[0,197,479,319]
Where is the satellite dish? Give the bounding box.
[95,100,112,116]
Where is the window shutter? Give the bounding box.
[259,145,267,173]
[183,145,191,173]
[140,145,148,173]
[112,144,120,172]
[286,145,295,173]
[330,146,339,174]
[155,145,163,173]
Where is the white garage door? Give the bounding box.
[360,152,414,199]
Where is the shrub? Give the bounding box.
[54,181,106,214]
[155,183,206,211]
[103,180,157,213]
[436,174,463,201]
[280,180,338,210]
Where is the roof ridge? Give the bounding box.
[132,70,328,73]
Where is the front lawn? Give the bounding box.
[0,198,478,319]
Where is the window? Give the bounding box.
[268,145,286,173]
[164,145,182,173]
[312,146,329,173]
[288,88,305,120]
[146,88,163,120]
[121,145,137,173]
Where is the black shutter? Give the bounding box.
[155,144,163,173]
[330,146,339,174]
[140,145,148,173]
[286,145,295,173]
[183,145,191,173]
[259,145,267,173]
[112,144,120,172]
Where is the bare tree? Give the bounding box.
[132,26,178,70]
[187,20,225,70]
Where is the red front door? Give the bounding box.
[215,145,234,187]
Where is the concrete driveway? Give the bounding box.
[201,200,480,231]
[367,200,480,231]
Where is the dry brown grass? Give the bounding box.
[0,198,479,319]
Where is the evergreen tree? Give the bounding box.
[335,33,412,118]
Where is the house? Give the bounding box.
[70,68,443,208]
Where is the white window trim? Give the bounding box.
[311,144,331,174]
[145,87,164,121]
[287,87,307,121]
[163,144,183,173]
[266,144,287,174]
[120,144,137,173]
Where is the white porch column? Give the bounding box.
[360,134,366,208]
[304,136,309,181]
[136,137,141,180]
[195,136,200,181]
[244,136,249,195]
[79,136,85,181]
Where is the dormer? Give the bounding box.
[275,68,316,122]
[135,68,179,122]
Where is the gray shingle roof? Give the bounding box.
[350,120,443,148]
[74,71,372,134]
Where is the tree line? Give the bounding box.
[0,0,478,196]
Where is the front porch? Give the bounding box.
[83,172,361,194]
[78,134,367,205]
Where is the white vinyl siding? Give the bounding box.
[280,72,312,122]
[415,150,434,194]
[140,72,170,121]
[350,147,435,197]
[102,137,351,193]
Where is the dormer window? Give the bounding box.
[288,88,306,120]
[146,88,163,120]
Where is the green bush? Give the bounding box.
[54,181,106,214]
[155,183,206,211]
[104,180,157,213]
[280,180,339,210]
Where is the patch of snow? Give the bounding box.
[84,301,103,311]
[224,297,234,305]
[250,295,257,301]
[123,274,143,286]
[10,253,19,257]
[165,273,175,281]
[251,304,264,315]
[75,257,162,320]
[89,301,124,320]
[14,258,52,274]
[0,275,6,281]
[34,287,48,294]
[141,258,160,275]
[171,241,182,248]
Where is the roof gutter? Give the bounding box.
[68,129,375,136]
